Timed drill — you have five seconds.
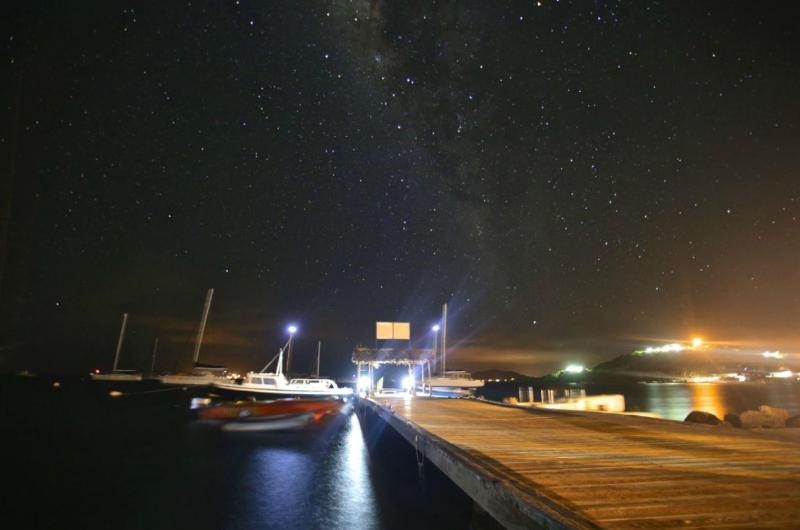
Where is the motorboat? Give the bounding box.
[425,370,484,398]
[214,373,353,398]
[191,397,343,431]
[213,346,353,398]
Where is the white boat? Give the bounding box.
[159,372,221,386]
[425,370,484,398]
[213,345,352,398]
[159,289,228,386]
[422,305,483,397]
[91,313,143,382]
[91,370,143,382]
[214,373,353,397]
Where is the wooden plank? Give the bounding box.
[363,397,800,529]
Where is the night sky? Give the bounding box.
[2,1,799,377]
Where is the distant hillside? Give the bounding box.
[591,348,791,380]
[472,369,537,381]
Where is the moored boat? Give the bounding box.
[90,313,143,381]
[90,369,143,382]
[192,398,343,431]
[158,289,229,386]
[213,343,353,398]
[425,370,484,398]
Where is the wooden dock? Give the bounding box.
[358,397,800,529]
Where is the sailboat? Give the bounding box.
[90,313,143,381]
[159,288,227,386]
[424,303,484,397]
[213,339,352,398]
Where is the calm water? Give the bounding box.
[5,377,799,529]
[480,380,800,421]
[1,376,479,530]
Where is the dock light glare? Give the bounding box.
[287,325,298,334]
[431,324,440,332]
[401,375,415,390]
[691,338,704,348]
[564,364,585,374]
[357,376,371,390]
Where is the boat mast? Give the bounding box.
[112,313,129,372]
[276,348,284,377]
[315,340,321,377]
[192,288,214,365]
[441,303,448,374]
[149,336,159,376]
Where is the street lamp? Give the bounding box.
[431,324,440,372]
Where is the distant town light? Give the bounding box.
[564,364,585,374]
[768,370,793,379]
[287,324,298,334]
[691,337,703,348]
[762,351,783,359]
[688,375,720,383]
[642,343,684,354]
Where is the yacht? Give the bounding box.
[426,370,484,398]
[213,346,352,398]
[91,313,143,382]
[159,289,228,386]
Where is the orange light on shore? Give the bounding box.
[691,337,704,348]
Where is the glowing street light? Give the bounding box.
[287,324,298,335]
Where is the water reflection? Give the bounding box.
[233,411,379,530]
[689,383,726,420]
[640,382,800,421]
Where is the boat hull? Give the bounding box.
[195,399,342,431]
[428,386,475,398]
[220,413,315,432]
[158,374,219,386]
[213,380,353,398]
[90,373,143,382]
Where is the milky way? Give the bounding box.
[1,1,798,375]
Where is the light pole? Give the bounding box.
[286,324,298,374]
[431,324,440,373]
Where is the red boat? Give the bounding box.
[192,398,343,431]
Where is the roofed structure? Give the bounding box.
[352,346,434,365]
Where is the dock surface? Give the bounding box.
[361,397,800,529]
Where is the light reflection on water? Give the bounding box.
[483,381,800,421]
[234,412,380,530]
[638,382,800,420]
[642,383,726,420]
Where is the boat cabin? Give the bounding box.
[288,378,339,389]
[245,372,288,386]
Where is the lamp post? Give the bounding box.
[431,324,440,373]
[286,324,298,374]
